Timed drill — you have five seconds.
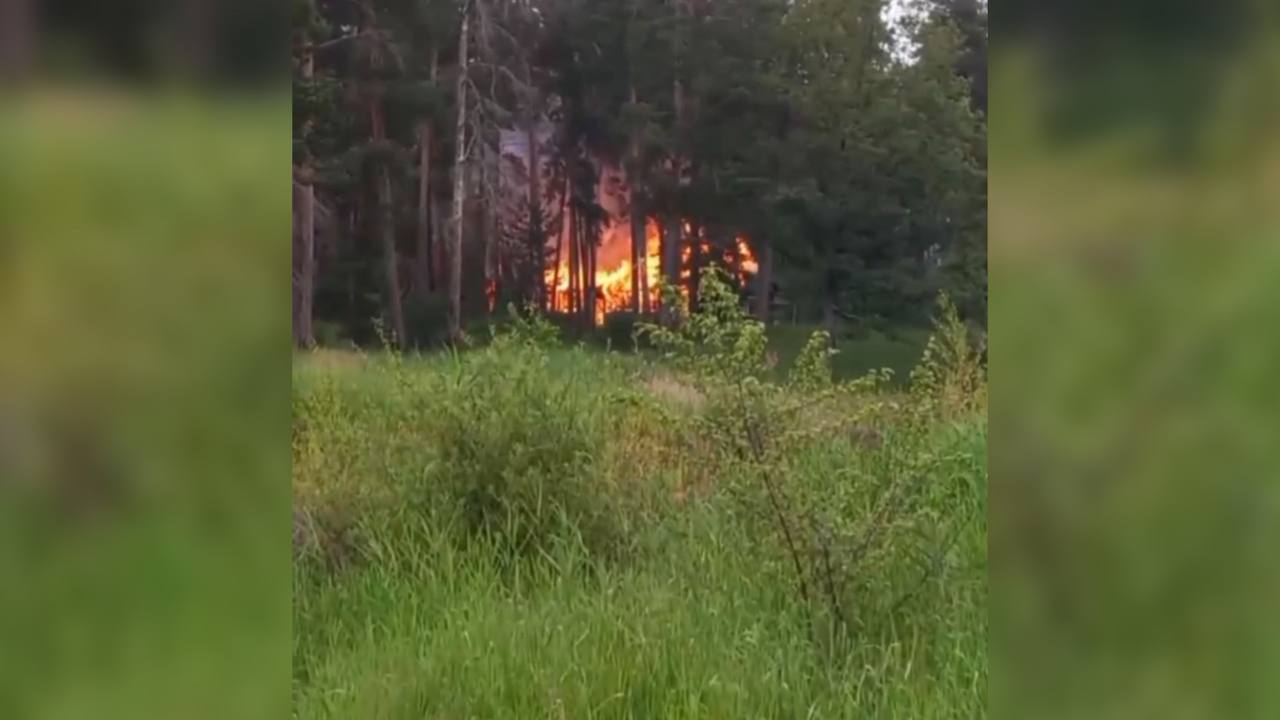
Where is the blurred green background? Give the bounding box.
[1,4,291,718]
[0,92,291,718]
[990,5,1280,718]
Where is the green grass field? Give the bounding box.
[766,323,933,384]
[324,315,932,387]
[292,306,987,718]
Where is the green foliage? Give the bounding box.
[765,323,929,384]
[764,0,986,324]
[294,453,985,717]
[635,267,975,650]
[789,329,836,391]
[492,302,562,350]
[909,292,987,418]
[429,321,626,562]
[640,268,771,382]
[294,0,986,346]
[292,311,624,567]
[293,335,987,717]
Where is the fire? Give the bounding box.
[738,238,759,275]
[545,219,756,325]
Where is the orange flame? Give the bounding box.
[546,219,755,324]
[737,237,759,276]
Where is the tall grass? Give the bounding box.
[293,297,987,718]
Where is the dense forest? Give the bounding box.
[292,0,987,348]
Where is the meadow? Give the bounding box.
[292,280,987,719]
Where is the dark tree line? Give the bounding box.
[11,0,285,84]
[292,0,987,348]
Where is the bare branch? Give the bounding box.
[311,30,384,53]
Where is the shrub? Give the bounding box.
[427,313,623,561]
[639,267,977,650]
[909,292,987,419]
[790,329,837,392]
[640,267,770,383]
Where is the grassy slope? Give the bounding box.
[292,347,986,719]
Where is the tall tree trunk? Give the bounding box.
[415,118,433,293]
[638,219,651,313]
[630,80,650,313]
[527,123,543,306]
[378,167,407,345]
[480,136,496,315]
[577,211,588,323]
[579,213,589,323]
[296,179,316,348]
[448,1,471,343]
[628,216,641,313]
[416,48,439,298]
[481,142,494,313]
[628,86,643,314]
[754,241,773,322]
[550,175,568,312]
[631,208,647,314]
[432,194,445,290]
[585,221,598,328]
[370,77,405,346]
[660,217,682,321]
[295,48,317,349]
[568,205,579,316]
[663,4,688,323]
[661,218,682,288]
[688,222,703,312]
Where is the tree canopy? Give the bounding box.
[292,0,987,347]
